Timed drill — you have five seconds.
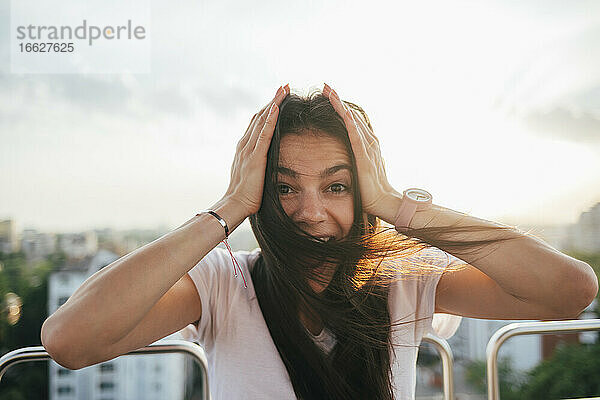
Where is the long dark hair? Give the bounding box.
[248,88,520,399]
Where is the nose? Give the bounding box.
[293,191,328,225]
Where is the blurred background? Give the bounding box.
[1,0,599,399]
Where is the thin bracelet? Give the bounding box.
[198,209,230,237]
[196,210,247,289]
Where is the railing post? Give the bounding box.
[486,319,600,400]
[0,339,211,400]
[422,333,455,400]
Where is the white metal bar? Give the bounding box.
[0,339,210,400]
[422,333,455,400]
[486,319,600,400]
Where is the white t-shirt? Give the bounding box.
[179,245,462,400]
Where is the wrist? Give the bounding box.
[373,191,404,226]
[392,188,434,231]
[407,204,440,230]
[207,196,250,236]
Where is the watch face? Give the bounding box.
[405,188,432,202]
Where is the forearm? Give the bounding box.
[42,196,248,351]
[377,193,598,315]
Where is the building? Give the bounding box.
[447,317,542,372]
[57,231,99,260]
[47,249,190,400]
[441,205,600,389]
[21,229,57,262]
[564,202,600,253]
[0,219,20,253]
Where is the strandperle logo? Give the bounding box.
[15,19,146,46]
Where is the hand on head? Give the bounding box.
[224,84,289,216]
[323,83,399,218]
[225,82,400,225]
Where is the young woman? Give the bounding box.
[41,83,598,400]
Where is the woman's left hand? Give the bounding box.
[323,83,401,221]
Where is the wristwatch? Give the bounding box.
[394,188,433,232]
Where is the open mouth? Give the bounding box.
[315,236,335,242]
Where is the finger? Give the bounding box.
[352,109,378,144]
[248,100,276,144]
[325,84,391,190]
[326,87,370,160]
[254,102,279,153]
[350,108,379,155]
[325,83,376,144]
[246,85,287,152]
[350,110,391,189]
[257,83,289,115]
[325,84,378,159]
[237,112,260,150]
[240,85,288,150]
[248,86,285,139]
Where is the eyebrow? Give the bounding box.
[276,163,352,179]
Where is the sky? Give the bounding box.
[1,0,599,233]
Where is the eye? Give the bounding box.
[329,183,349,194]
[276,184,293,195]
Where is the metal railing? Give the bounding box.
[422,333,455,400]
[486,318,600,400]
[1,336,451,400]
[8,320,597,400]
[0,339,210,400]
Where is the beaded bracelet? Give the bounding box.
[196,210,247,289]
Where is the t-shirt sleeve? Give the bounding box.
[420,248,463,339]
[178,245,238,346]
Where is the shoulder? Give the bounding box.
[405,245,460,270]
[388,245,463,339]
[189,246,261,275]
[391,245,459,286]
[186,246,261,297]
[181,246,262,343]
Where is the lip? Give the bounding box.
[315,235,336,242]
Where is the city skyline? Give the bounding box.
[2,0,600,232]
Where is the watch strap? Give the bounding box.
[394,188,433,232]
[394,197,418,232]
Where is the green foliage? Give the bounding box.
[567,251,600,304]
[0,251,61,400]
[518,341,600,399]
[0,252,55,352]
[464,356,525,400]
[464,339,600,399]
[417,342,441,367]
[465,251,600,399]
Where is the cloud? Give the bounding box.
[519,106,600,144]
[491,22,600,116]
[0,73,197,122]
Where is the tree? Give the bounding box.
[566,251,600,313]
[0,251,60,400]
[464,356,525,400]
[466,251,600,399]
[517,341,600,398]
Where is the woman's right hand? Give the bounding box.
[224,84,289,216]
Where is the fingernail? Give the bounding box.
[276,85,282,96]
[284,83,290,93]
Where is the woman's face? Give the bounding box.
[277,131,355,242]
